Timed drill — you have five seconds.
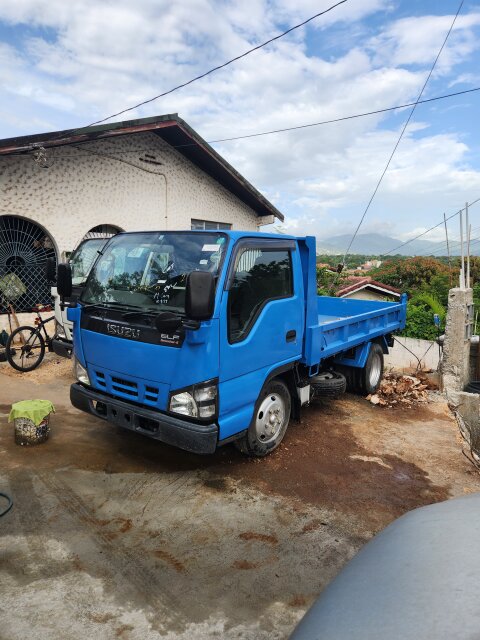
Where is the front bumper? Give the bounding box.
[52,337,72,359]
[70,383,218,454]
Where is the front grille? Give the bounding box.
[111,376,138,398]
[94,370,159,405]
[95,371,106,389]
[145,385,159,405]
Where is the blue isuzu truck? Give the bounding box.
[58,230,406,457]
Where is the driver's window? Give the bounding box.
[228,248,293,343]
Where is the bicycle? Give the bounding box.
[6,304,56,372]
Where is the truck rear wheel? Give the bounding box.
[235,379,291,457]
[359,343,384,394]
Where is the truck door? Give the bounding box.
[218,239,304,440]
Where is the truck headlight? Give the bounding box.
[55,319,66,339]
[169,381,217,420]
[74,356,90,386]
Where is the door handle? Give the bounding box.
[286,330,296,343]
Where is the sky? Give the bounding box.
[0,0,479,248]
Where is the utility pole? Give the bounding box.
[465,200,470,288]
[443,212,452,286]
[460,206,465,289]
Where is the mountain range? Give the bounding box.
[316,233,479,257]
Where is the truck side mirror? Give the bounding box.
[185,271,215,321]
[57,263,73,298]
[45,257,56,283]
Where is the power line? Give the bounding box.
[380,197,480,256]
[341,0,464,265]
[66,0,348,133]
[415,225,480,257]
[206,86,480,144]
[5,84,479,161]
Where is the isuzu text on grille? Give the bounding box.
[106,324,140,339]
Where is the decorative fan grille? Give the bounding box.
[0,216,57,312]
[82,224,122,241]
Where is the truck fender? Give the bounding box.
[261,362,300,421]
[373,335,390,354]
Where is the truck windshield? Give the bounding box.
[70,239,108,286]
[81,231,227,314]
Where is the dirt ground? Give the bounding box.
[0,358,478,639]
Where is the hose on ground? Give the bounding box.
[0,492,13,518]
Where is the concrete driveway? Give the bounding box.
[0,357,478,639]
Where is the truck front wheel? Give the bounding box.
[235,379,291,457]
[360,343,384,394]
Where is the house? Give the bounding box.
[358,259,382,271]
[0,113,283,311]
[336,276,401,301]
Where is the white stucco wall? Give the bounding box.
[384,336,440,372]
[0,131,264,258]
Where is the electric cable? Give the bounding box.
[414,227,480,257]
[0,492,13,518]
[4,85,480,159]
[341,0,464,266]
[381,197,480,256]
[53,0,348,135]
[206,86,480,144]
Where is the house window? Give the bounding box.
[191,219,232,230]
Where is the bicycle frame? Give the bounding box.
[33,313,56,349]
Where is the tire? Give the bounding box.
[6,326,46,372]
[310,370,346,398]
[359,343,384,395]
[235,379,291,457]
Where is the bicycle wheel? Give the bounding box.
[6,326,46,372]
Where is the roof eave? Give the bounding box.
[0,114,284,222]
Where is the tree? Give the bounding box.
[316,267,346,296]
[370,256,454,296]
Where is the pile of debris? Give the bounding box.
[367,372,429,408]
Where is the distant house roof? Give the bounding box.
[336,276,401,298]
[0,113,283,222]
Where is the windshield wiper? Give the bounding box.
[80,302,109,310]
[81,302,137,312]
[122,309,158,319]
[122,308,185,319]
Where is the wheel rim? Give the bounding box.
[368,352,382,388]
[255,393,286,443]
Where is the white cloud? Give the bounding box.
[0,1,479,241]
[368,13,480,72]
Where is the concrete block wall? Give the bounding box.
[441,287,480,453]
[442,288,473,393]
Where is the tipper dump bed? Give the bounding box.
[304,294,407,367]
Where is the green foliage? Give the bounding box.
[401,304,440,341]
[399,292,445,340]
[370,256,454,295]
[411,292,445,321]
[315,253,480,340]
[316,266,346,296]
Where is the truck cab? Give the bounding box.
[64,230,406,456]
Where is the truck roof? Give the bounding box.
[113,229,301,241]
